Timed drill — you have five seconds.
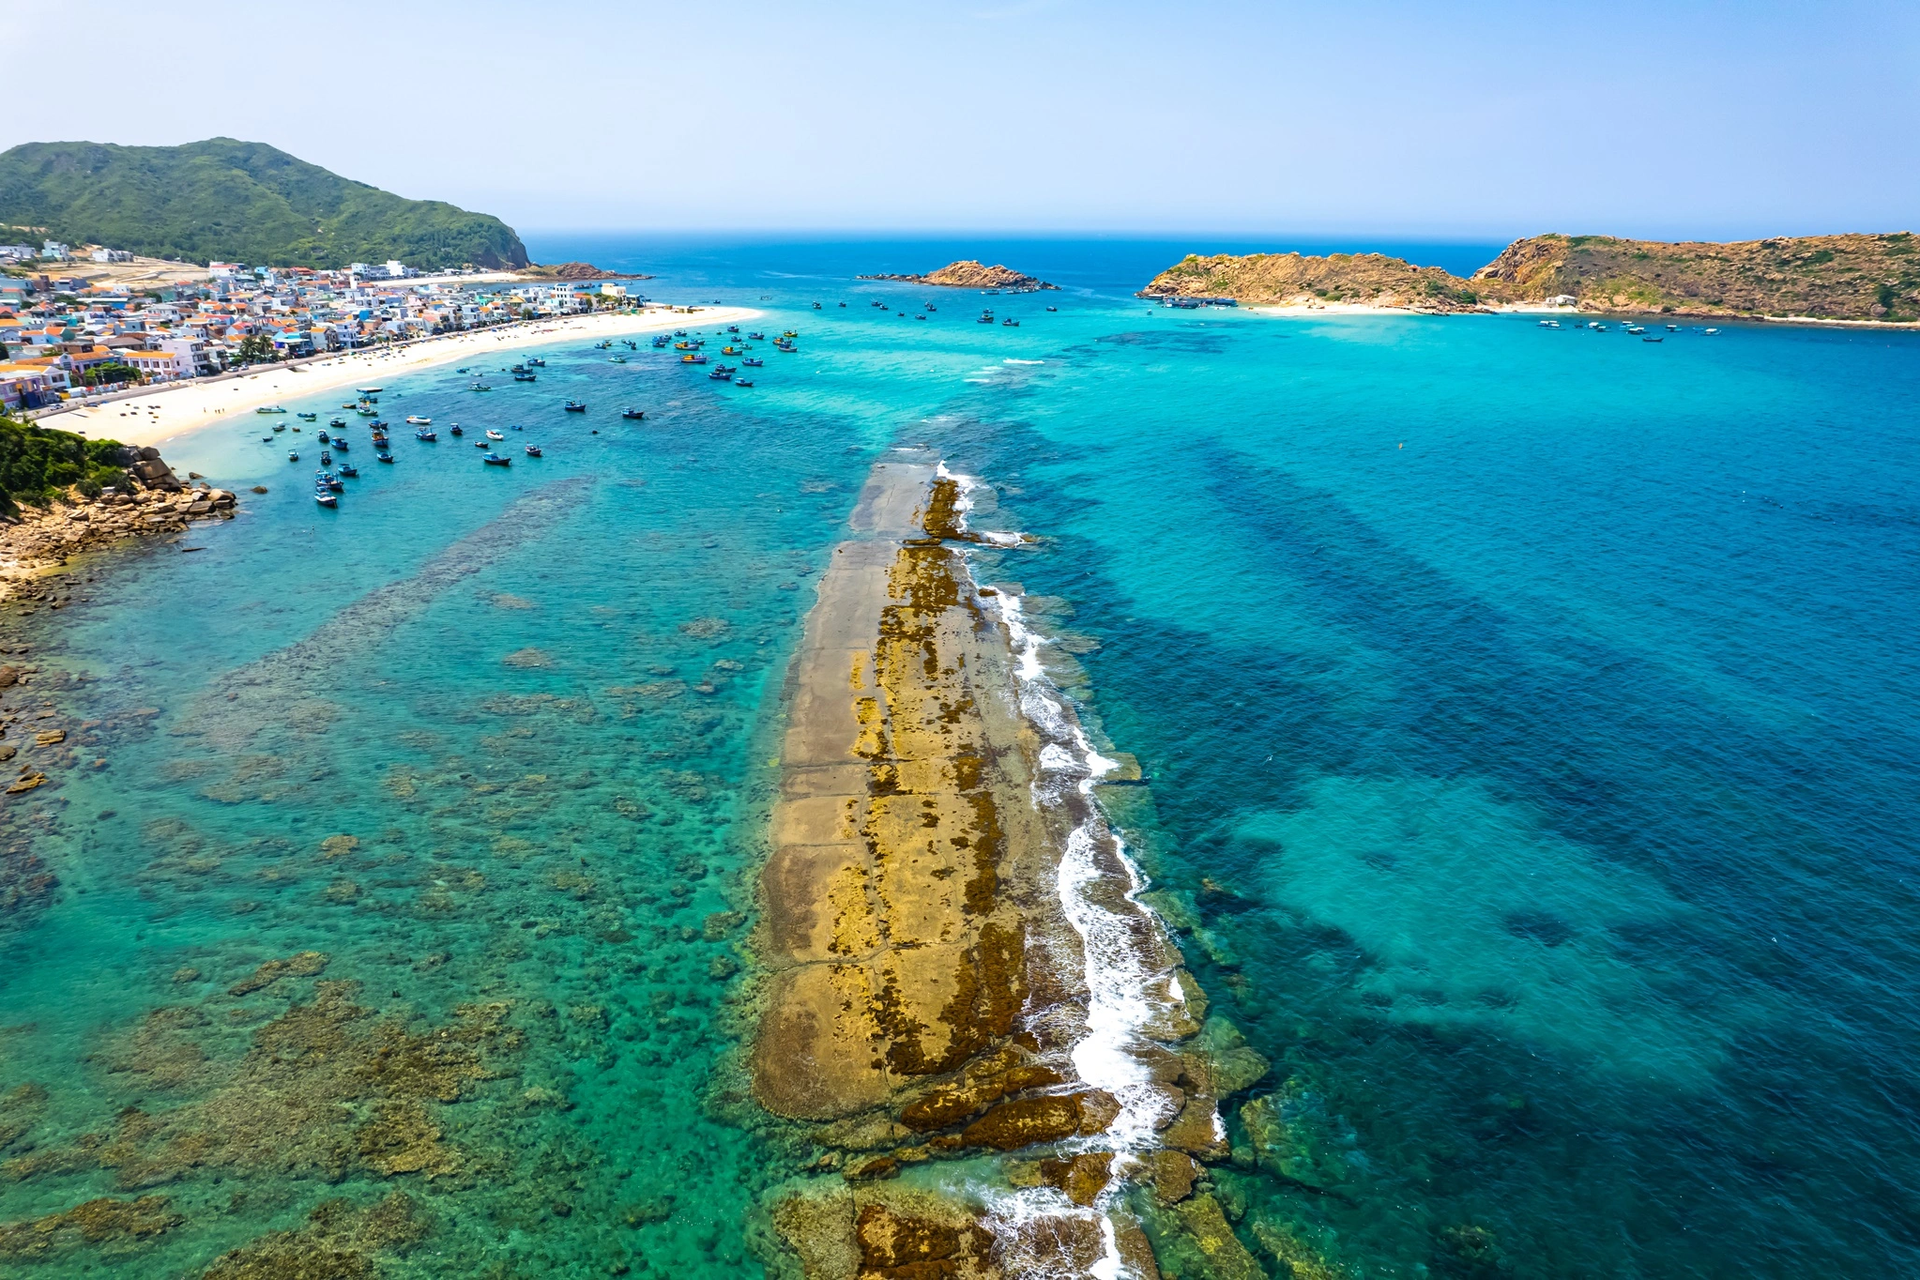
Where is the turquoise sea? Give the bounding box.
[2,236,1916,1278]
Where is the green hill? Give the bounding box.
[0,138,528,271]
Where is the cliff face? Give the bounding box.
[860,260,1057,291]
[1473,233,1920,321]
[1142,252,1487,313]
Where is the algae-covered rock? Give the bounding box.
[1240,1085,1349,1191]
[899,1062,1062,1132]
[1162,1094,1230,1160]
[958,1089,1114,1151]
[1184,1018,1269,1098]
[1147,1148,1201,1204]
[200,1191,426,1279]
[1038,1150,1112,1206]
[0,1195,181,1260]
[1145,1192,1267,1280]
[1249,1217,1346,1280]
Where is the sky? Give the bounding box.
[3,0,1916,242]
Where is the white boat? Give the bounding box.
[357,386,384,394]
[405,415,432,426]
[485,429,504,440]
[255,405,287,415]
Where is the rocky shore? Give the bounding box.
[857,260,1058,292]
[0,448,239,604]
[750,453,1321,1280]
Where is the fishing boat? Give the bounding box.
[733,379,755,388]
[721,345,740,356]
[621,408,646,421]
[483,452,512,466]
[514,372,537,382]
[333,436,349,450]
[376,451,395,463]
[747,332,765,340]
[1666,324,1680,331]
[674,341,694,350]
[338,463,359,477]
[594,340,613,350]
[925,304,937,312]
[673,329,687,337]
[297,412,317,421]
[709,368,733,381]
[272,423,286,433]
[527,358,546,367]
[624,340,638,349]
[727,325,740,333]
[320,451,332,466]
[1642,336,1664,343]
[329,417,346,428]
[370,430,389,445]
[564,401,587,412]
[486,429,505,440]
[977,313,995,324]
[256,405,287,415]
[317,430,331,443]
[1045,306,1058,312]
[357,405,379,416]
[609,355,627,364]
[314,490,337,507]
[1002,318,1020,327]
[524,445,542,457]
[357,386,383,394]
[470,382,492,392]
[652,335,670,348]
[261,436,272,443]
[774,342,797,353]
[449,424,464,436]
[813,301,823,309]
[406,415,431,426]
[317,471,343,492]
[783,330,798,339]
[288,450,300,462]
[681,354,709,365]
[742,357,763,367]
[415,428,437,441]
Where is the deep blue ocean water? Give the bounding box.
[1,235,1914,1278]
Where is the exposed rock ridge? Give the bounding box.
[857,261,1058,291]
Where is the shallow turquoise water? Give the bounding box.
[3,238,1917,1277]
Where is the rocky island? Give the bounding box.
[1143,250,1488,313]
[1143,232,1920,322]
[858,260,1058,291]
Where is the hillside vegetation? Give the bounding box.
[1143,252,1485,312]
[0,139,528,271]
[1472,233,1919,321]
[0,413,128,508]
[1144,233,1920,322]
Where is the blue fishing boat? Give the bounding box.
[483,452,512,466]
[564,400,587,412]
[297,412,317,421]
[709,368,733,381]
[527,357,546,367]
[338,464,359,477]
[734,379,755,388]
[622,408,646,420]
[747,332,765,340]
[332,436,348,450]
[313,490,337,507]
[415,428,437,441]
[376,451,395,463]
[288,450,301,462]
[525,445,542,457]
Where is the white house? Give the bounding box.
[41,241,71,261]
[91,248,134,264]
[123,349,190,382]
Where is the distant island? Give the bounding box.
[516,262,652,282]
[1143,232,1920,323]
[0,138,528,271]
[858,260,1058,291]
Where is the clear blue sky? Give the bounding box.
[6,0,1916,241]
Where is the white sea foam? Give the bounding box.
[1004,358,1046,365]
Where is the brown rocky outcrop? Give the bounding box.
[858,260,1057,291]
[1142,251,1487,312]
[1473,231,1920,320]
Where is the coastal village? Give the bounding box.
[0,241,639,413]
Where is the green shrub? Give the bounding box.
[0,412,128,509]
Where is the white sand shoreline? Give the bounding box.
[43,307,761,449]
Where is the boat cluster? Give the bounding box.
[1537,319,1721,342]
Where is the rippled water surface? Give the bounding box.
[2,237,1916,1278]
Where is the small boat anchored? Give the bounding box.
[406,415,431,426]
[563,401,587,413]
[483,452,512,466]
[621,408,646,421]
[524,445,542,457]
[486,429,505,440]
[257,405,287,415]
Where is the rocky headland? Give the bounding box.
[858,260,1058,292]
[0,446,238,603]
[1144,231,1920,322]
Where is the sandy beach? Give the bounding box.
[42,306,760,449]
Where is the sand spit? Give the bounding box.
[751,452,1297,1279]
